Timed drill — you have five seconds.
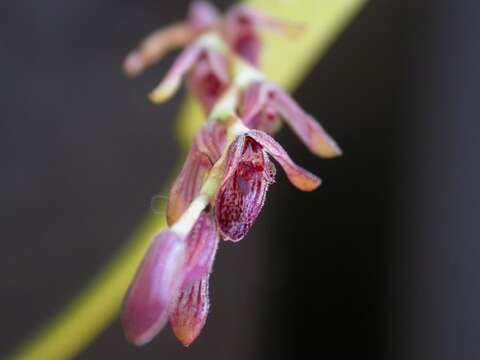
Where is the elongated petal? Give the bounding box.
[272,85,342,158]
[122,231,186,346]
[220,135,246,183]
[170,275,210,346]
[215,137,274,241]
[182,211,219,289]
[247,130,321,191]
[167,123,226,225]
[123,23,197,78]
[189,1,219,30]
[150,45,203,103]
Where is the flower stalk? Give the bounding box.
[6,1,367,359]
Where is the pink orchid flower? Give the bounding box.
[240,81,342,158]
[149,38,229,113]
[215,129,321,241]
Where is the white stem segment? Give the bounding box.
[170,193,210,237]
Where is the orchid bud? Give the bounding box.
[122,230,186,346]
[170,275,210,347]
[170,210,218,346]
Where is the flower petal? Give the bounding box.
[188,1,219,30]
[182,211,219,289]
[240,82,269,127]
[122,230,186,346]
[170,275,210,347]
[123,23,197,78]
[187,50,229,113]
[167,123,226,225]
[271,85,342,158]
[247,130,321,191]
[221,135,246,184]
[150,45,203,103]
[195,121,227,161]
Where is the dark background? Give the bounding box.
[1,1,479,359]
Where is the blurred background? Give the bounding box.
[1,0,479,359]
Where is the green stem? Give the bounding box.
[6,1,367,359]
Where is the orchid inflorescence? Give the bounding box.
[121,1,342,347]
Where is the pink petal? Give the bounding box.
[182,211,219,289]
[215,137,274,241]
[195,121,227,161]
[150,44,203,103]
[205,49,229,84]
[187,50,229,113]
[247,130,321,192]
[240,82,270,127]
[170,275,210,346]
[122,230,186,346]
[220,135,247,184]
[271,85,342,158]
[167,123,226,225]
[167,147,212,226]
[188,1,220,30]
[123,23,198,78]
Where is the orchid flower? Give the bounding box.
[149,34,229,113]
[123,1,301,78]
[216,129,320,241]
[240,81,342,158]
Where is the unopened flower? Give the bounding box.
[122,230,186,346]
[170,210,218,346]
[215,129,321,241]
[122,210,218,346]
[240,81,342,158]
